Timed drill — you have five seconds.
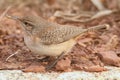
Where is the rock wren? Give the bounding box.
[7,15,109,69]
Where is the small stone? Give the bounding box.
[55,57,71,71]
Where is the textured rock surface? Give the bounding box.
[0,66,120,80]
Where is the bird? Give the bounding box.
[6,15,109,70]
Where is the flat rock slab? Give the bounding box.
[0,66,120,80]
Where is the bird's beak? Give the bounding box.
[6,15,32,36]
[6,14,22,21]
[6,14,26,27]
[6,14,27,31]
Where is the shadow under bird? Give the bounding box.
[6,15,109,70]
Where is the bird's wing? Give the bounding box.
[34,24,86,45]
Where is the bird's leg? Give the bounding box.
[46,52,65,70]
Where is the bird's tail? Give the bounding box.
[75,24,109,40]
[86,24,110,32]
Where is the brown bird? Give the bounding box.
[6,15,109,70]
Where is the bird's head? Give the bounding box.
[6,15,44,35]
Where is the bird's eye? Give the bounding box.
[23,21,33,31]
[24,21,33,26]
[24,22,28,25]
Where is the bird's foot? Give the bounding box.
[38,56,50,62]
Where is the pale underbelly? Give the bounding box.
[24,37,76,56]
